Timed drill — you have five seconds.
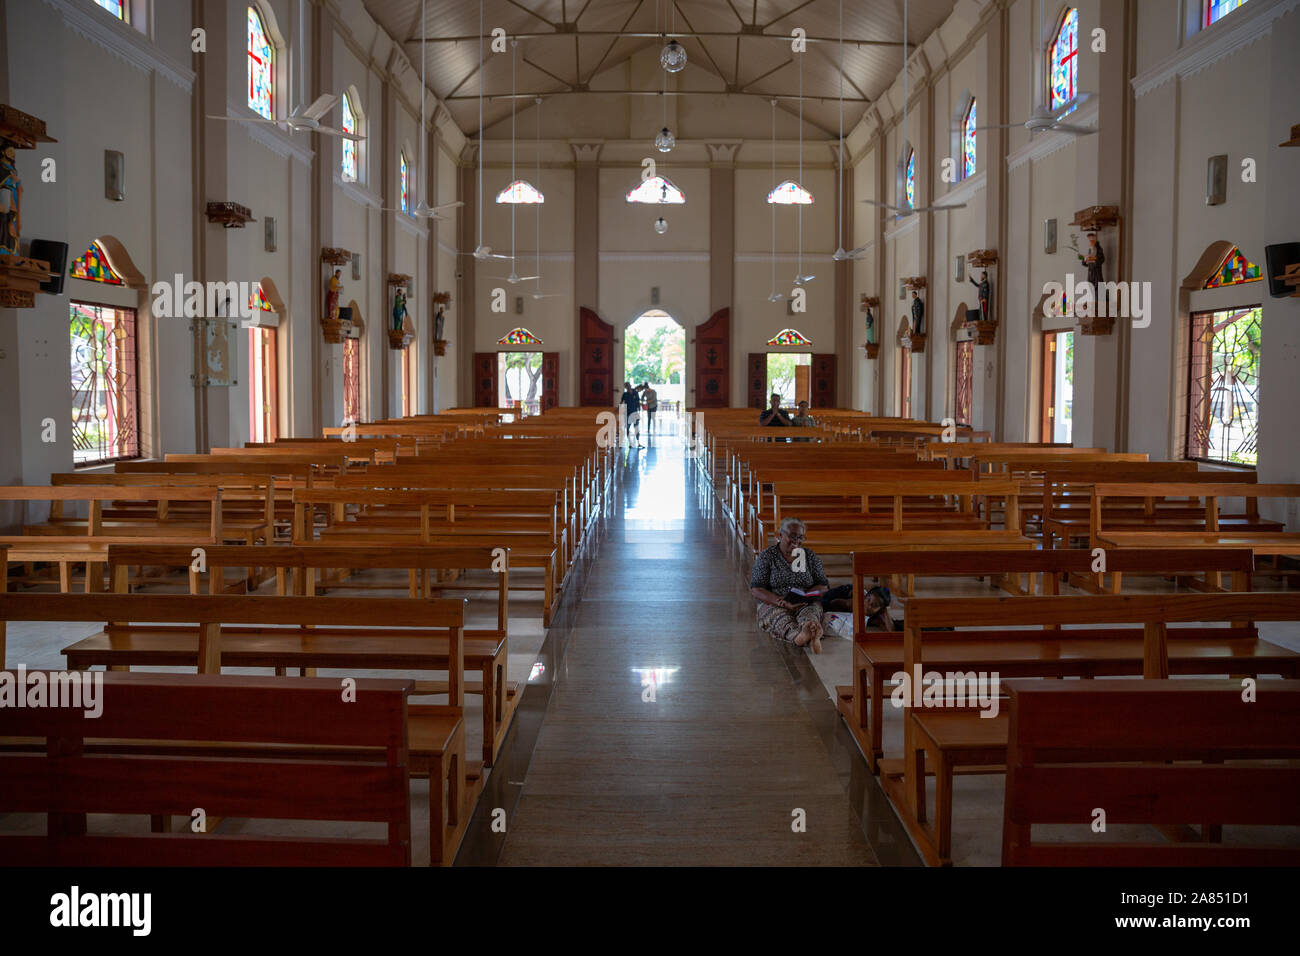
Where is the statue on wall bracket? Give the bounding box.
[860,295,881,359]
[0,104,58,309]
[902,276,928,352]
[964,249,999,345]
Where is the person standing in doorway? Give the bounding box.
[620,381,642,445]
[639,382,658,434]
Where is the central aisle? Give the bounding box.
[490,428,912,865]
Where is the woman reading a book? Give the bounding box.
[749,517,830,653]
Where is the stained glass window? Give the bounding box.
[497,328,543,346]
[400,151,411,212]
[70,302,138,465]
[627,176,685,204]
[1188,307,1260,466]
[94,0,128,21]
[250,286,274,312]
[766,180,814,205]
[1049,8,1079,112]
[767,328,812,346]
[341,94,358,182]
[495,180,544,204]
[905,150,916,209]
[1205,0,1250,27]
[1204,245,1262,288]
[248,6,274,120]
[69,241,124,285]
[962,99,977,179]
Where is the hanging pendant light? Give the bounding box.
[655,126,675,152]
[654,216,668,234]
[660,38,686,72]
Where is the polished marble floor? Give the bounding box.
[460,428,919,866]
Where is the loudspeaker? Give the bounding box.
[1264,242,1300,298]
[29,239,68,295]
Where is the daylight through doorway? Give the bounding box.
[624,310,685,417]
[499,351,543,414]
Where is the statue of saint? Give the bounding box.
[863,303,876,345]
[910,290,925,337]
[434,307,445,341]
[1084,232,1105,287]
[392,287,407,332]
[969,270,992,324]
[327,270,342,320]
[0,145,21,256]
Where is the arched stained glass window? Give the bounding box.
[767,328,812,346]
[400,151,411,213]
[498,327,543,345]
[1205,0,1250,27]
[341,93,358,182]
[496,180,544,204]
[69,241,124,285]
[766,180,814,205]
[1049,8,1079,112]
[962,99,977,179]
[250,286,275,312]
[1204,245,1263,288]
[94,0,128,21]
[248,6,274,120]
[905,150,916,209]
[627,176,685,204]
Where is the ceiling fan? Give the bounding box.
[486,41,541,285]
[967,0,1096,137]
[862,0,966,219]
[379,0,462,219]
[463,0,513,261]
[831,0,869,262]
[209,0,361,140]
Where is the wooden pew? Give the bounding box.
[839,548,1257,773]
[104,544,520,766]
[890,592,1300,866]
[1002,679,1300,866]
[0,486,225,592]
[0,670,418,866]
[2,589,476,865]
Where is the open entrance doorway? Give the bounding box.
[767,353,812,406]
[499,352,543,415]
[1041,330,1074,442]
[624,309,686,425]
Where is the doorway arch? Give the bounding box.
[622,308,687,417]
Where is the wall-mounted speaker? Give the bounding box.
[1264,242,1300,298]
[29,239,68,295]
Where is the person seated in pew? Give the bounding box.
[749,517,827,653]
[758,394,792,428]
[791,401,815,427]
[862,585,900,631]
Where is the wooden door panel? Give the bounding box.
[811,353,836,409]
[473,352,497,408]
[579,307,614,406]
[694,307,729,408]
[541,352,559,410]
[747,352,766,408]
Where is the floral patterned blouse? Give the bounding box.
[749,543,828,599]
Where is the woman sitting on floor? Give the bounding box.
[749,517,829,653]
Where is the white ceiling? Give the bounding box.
[361,0,960,137]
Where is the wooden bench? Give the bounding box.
[890,592,1300,866]
[0,670,420,865]
[6,591,476,865]
[1002,679,1300,865]
[838,548,1257,775]
[104,544,520,766]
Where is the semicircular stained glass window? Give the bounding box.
[251,286,275,312]
[766,180,814,204]
[496,180,545,204]
[767,328,812,346]
[627,176,685,203]
[1204,245,1263,288]
[69,241,124,285]
[498,327,543,346]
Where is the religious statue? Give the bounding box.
[392,287,407,332]
[1084,232,1105,286]
[863,302,876,345]
[327,269,342,321]
[910,289,925,337]
[969,270,992,324]
[434,306,445,341]
[0,145,21,256]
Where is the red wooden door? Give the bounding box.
[811,353,836,409]
[747,353,766,408]
[541,351,559,410]
[473,352,497,407]
[694,307,729,408]
[579,307,614,406]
